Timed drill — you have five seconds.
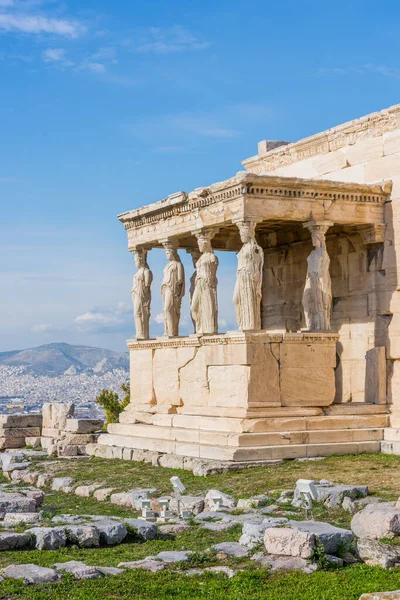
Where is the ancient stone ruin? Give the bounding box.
[86,104,400,466]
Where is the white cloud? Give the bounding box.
[74,302,131,332]
[0,13,86,37]
[153,313,164,325]
[31,323,54,333]
[81,60,106,73]
[42,47,70,64]
[136,26,210,54]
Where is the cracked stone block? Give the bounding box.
[351,503,400,539]
[53,561,102,580]
[118,559,165,573]
[2,563,60,584]
[27,527,67,550]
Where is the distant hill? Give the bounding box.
[0,343,129,377]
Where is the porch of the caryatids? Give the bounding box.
[190,229,219,335]
[160,239,185,337]
[233,219,264,331]
[302,220,333,331]
[131,248,153,340]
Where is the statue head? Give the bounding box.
[163,240,180,262]
[133,249,146,269]
[237,221,256,244]
[197,235,212,253]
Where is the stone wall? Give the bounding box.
[244,104,400,408]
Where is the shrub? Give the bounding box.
[96,383,130,425]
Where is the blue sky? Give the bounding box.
[1,0,400,352]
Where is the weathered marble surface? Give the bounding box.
[161,242,185,337]
[233,221,264,331]
[191,232,219,335]
[302,221,332,332]
[132,249,152,340]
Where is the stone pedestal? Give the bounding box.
[95,332,388,463]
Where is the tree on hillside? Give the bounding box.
[96,382,130,425]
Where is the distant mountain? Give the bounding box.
[0,343,129,377]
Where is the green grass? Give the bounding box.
[1,452,400,599]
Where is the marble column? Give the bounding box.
[190,230,219,335]
[233,219,264,331]
[160,239,185,337]
[131,248,153,340]
[302,220,333,331]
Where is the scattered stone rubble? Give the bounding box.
[1,462,400,591]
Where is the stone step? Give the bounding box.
[323,404,389,415]
[97,433,381,462]
[103,423,384,450]
[176,406,324,418]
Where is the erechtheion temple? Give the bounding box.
[95,103,400,465]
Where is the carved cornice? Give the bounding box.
[118,174,388,232]
[127,331,338,350]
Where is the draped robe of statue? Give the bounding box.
[302,243,331,331]
[191,251,219,335]
[233,238,264,330]
[132,265,152,339]
[161,259,185,337]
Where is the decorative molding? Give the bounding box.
[119,176,387,232]
[127,331,338,350]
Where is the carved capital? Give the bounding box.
[159,238,179,251]
[233,218,259,238]
[358,224,386,245]
[191,227,219,242]
[303,220,333,247]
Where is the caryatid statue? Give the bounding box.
[131,248,153,340]
[186,248,201,333]
[161,240,185,337]
[302,221,333,331]
[233,220,264,331]
[190,230,219,335]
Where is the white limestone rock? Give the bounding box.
[94,520,127,545]
[357,539,400,569]
[264,526,315,559]
[252,552,317,573]
[0,532,31,550]
[65,419,104,433]
[65,525,100,547]
[293,482,368,509]
[152,550,191,563]
[123,518,158,541]
[95,566,125,576]
[239,518,288,548]
[51,477,75,493]
[351,503,400,539]
[110,488,156,510]
[2,563,60,584]
[74,484,101,498]
[287,520,354,555]
[53,560,102,580]
[42,403,74,430]
[169,495,205,516]
[204,489,235,511]
[0,492,37,513]
[27,527,67,550]
[3,512,42,526]
[359,593,400,599]
[237,495,270,511]
[213,542,249,558]
[118,559,165,573]
[93,487,115,501]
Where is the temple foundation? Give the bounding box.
[96,332,388,462]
